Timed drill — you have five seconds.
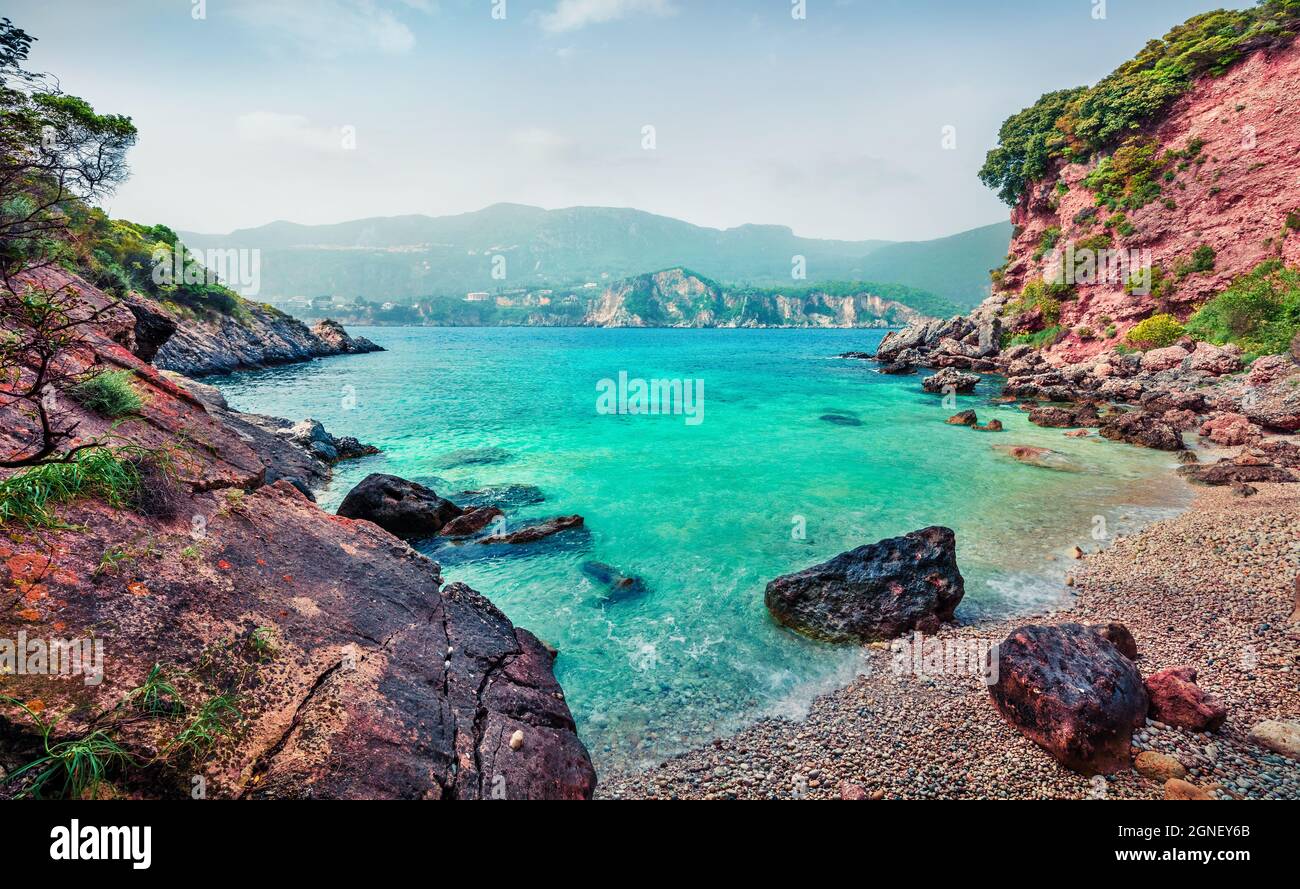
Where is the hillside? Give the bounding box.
[179,205,1009,309]
[974,0,1300,364]
[311,268,957,329]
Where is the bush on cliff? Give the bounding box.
[1125,313,1186,350]
[980,1,1300,206]
[1185,260,1300,358]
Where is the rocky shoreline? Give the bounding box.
[599,480,1298,800]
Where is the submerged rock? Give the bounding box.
[764,526,964,643]
[821,412,863,427]
[439,446,514,468]
[946,410,979,427]
[989,623,1148,775]
[581,561,649,603]
[479,515,585,545]
[992,444,1082,472]
[337,474,463,537]
[453,484,546,511]
[439,506,504,539]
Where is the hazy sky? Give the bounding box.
[9,0,1251,241]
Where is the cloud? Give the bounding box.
[232,0,424,57]
[236,112,350,153]
[538,0,675,34]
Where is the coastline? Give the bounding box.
[598,478,1299,800]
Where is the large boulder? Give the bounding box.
[1181,459,1295,486]
[337,474,462,537]
[922,367,980,395]
[1029,403,1101,429]
[1199,412,1261,446]
[1248,720,1300,760]
[1099,411,1185,450]
[764,526,964,643]
[1183,341,1242,377]
[1243,372,1300,432]
[311,318,383,354]
[1145,667,1227,732]
[1140,345,1190,373]
[989,623,1148,775]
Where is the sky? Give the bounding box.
[8,0,1254,242]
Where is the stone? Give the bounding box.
[337,474,463,537]
[1247,720,1300,760]
[1099,411,1186,451]
[1094,622,1138,660]
[989,623,1148,775]
[1183,341,1242,376]
[974,419,1004,432]
[921,367,980,395]
[509,730,525,751]
[479,515,586,545]
[1165,778,1213,800]
[1145,667,1227,732]
[1135,751,1187,782]
[1029,404,1100,429]
[764,526,964,643]
[947,410,979,426]
[438,506,504,539]
[1182,459,1294,486]
[1199,413,1261,447]
[1140,345,1190,373]
[838,780,870,800]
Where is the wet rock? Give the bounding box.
[879,361,915,375]
[974,419,1004,432]
[921,367,980,395]
[946,410,979,427]
[1145,667,1227,732]
[992,444,1082,472]
[439,506,504,539]
[337,474,463,537]
[310,318,382,355]
[1182,460,1295,486]
[479,515,585,545]
[452,484,546,511]
[440,446,514,468]
[989,623,1148,775]
[764,526,964,643]
[1099,411,1186,451]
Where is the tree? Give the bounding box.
[978,88,1084,207]
[0,18,138,467]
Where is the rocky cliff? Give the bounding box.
[585,268,933,328]
[994,42,1300,361]
[152,300,383,377]
[0,269,595,799]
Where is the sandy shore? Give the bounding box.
[598,477,1299,800]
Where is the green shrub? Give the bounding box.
[1007,325,1065,350]
[1003,279,1066,326]
[1185,260,1300,359]
[1124,313,1186,350]
[67,370,142,417]
[1174,244,1216,279]
[0,447,142,529]
[1033,226,1063,261]
[1285,209,1300,232]
[1084,137,1167,210]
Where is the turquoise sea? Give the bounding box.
[213,327,1190,771]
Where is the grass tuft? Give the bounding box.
[67,370,143,418]
[0,447,143,529]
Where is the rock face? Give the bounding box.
[154,302,383,377]
[1145,667,1227,732]
[337,474,463,538]
[989,624,1149,775]
[0,270,595,799]
[764,527,964,643]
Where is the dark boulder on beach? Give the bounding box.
[480,515,585,545]
[1180,459,1295,486]
[337,474,463,537]
[1029,403,1100,429]
[1093,621,1139,660]
[989,623,1149,775]
[1099,410,1185,450]
[921,367,979,395]
[764,526,964,643]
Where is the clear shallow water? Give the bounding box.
[213,327,1190,771]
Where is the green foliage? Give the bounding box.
[1285,209,1300,231]
[127,663,185,717]
[980,2,1300,205]
[1185,260,1300,358]
[66,369,143,417]
[167,694,242,757]
[0,446,142,528]
[1033,226,1063,261]
[0,697,133,800]
[1002,278,1067,327]
[1125,313,1187,350]
[979,88,1086,205]
[1007,325,1065,350]
[1084,137,1167,210]
[1175,244,1217,278]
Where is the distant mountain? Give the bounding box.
[180,204,1010,309]
[310,268,957,329]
